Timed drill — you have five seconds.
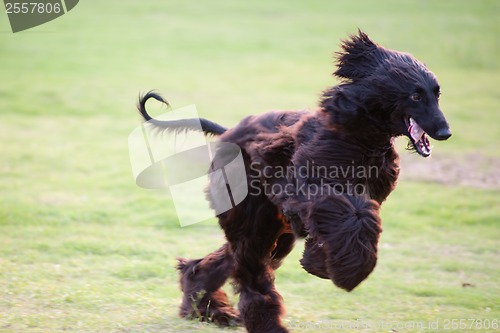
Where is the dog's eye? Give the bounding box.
[410,93,421,102]
[433,86,441,100]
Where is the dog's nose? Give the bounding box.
[435,127,452,140]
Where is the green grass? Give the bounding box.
[0,0,499,332]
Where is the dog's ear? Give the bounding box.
[320,86,360,126]
[334,30,390,82]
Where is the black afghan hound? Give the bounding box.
[137,31,451,333]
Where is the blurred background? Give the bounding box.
[0,1,498,332]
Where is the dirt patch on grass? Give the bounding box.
[399,153,500,189]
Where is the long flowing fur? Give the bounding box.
[299,194,382,291]
[139,31,451,333]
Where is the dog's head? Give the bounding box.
[324,30,451,157]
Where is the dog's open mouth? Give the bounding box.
[407,117,431,157]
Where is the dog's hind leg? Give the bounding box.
[176,243,240,326]
[232,239,289,333]
[224,203,290,333]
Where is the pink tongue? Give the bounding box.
[409,118,424,142]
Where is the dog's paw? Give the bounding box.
[211,307,242,327]
[300,236,329,279]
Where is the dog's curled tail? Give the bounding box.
[137,91,227,136]
[300,194,382,292]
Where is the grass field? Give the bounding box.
[0,1,499,332]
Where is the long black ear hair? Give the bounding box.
[320,85,363,127]
[320,30,393,126]
[334,30,392,82]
